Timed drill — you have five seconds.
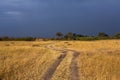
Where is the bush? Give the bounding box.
[98,32,109,38]
[0,36,36,41]
[76,37,99,41]
[114,33,120,39]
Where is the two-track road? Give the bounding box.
[43,43,80,80]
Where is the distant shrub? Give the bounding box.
[5,44,10,46]
[114,33,120,39]
[76,37,99,41]
[98,32,109,38]
[32,44,40,47]
[0,38,2,41]
[0,36,36,41]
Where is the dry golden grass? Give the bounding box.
[78,51,120,80]
[0,41,61,80]
[0,40,120,80]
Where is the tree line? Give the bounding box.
[0,36,36,41]
[55,32,120,41]
[0,32,119,41]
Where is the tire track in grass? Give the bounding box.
[70,51,80,80]
[43,53,67,80]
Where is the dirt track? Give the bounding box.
[43,44,80,80]
[43,53,67,80]
[70,51,80,80]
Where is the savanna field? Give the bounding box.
[0,40,120,80]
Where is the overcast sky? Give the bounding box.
[0,0,120,37]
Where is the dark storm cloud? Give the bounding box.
[0,0,120,37]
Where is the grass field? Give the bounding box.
[0,40,120,80]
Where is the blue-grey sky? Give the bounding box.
[0,0,120,37]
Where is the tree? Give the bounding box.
[114,33,120,39]
[64,32,74,40]
[56,32,63,39]
[76,34,84,37]
[98,32,109,37]
[72,33,84,40]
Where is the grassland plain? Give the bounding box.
[54,40,120,80]
[0,40,120,80]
